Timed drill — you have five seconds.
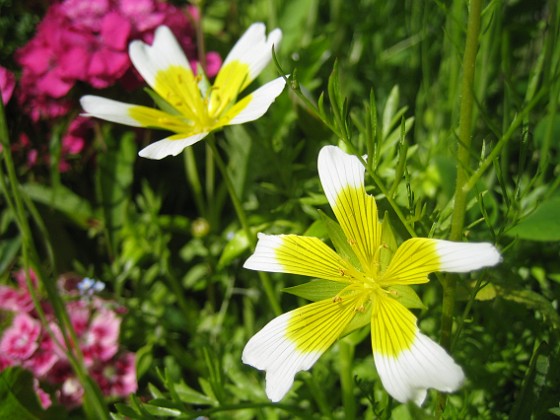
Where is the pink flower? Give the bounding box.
[81,306,121,365]
[33,379,52,409]
[58,376,84,408]
[0,353,13,370]
[0,286,33,312]
[0,65,15,105]
[91,352,137,397]
[204,52,223,78]
[0,313,41,360]
[60,0,111,31]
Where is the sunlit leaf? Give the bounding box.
[283,279,345,301]
[507,197,560,241]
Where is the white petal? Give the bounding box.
[223,23,282,81]
[317,145,365,207]
[227,77,286,125]
[80,95,142,127]
[138,132,208,159]
[434,240,502,273]
[129,25,192,89]
[374,331,465,405]
[242,311,324,402]
[243,233,285,272]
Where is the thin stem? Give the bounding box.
[207,137,282,316]
[184,147,206,216]
[437,0,482,415]
[339,339,356,419]
[0,100,109,419]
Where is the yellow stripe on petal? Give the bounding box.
[242,297,357,402]
[286,297,360,353]
[128,105,195,134]
[381,238,440,286]
[153,66,207,124]
[370,294,416,357]
[318,146,382,275]
[208,61,251,119]
[244,233,360,282]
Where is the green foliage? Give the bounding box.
[1,0,560,418]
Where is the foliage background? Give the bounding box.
[1,0,559,418]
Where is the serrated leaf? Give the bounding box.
[387,284,426,309]
[507,197,560,241]
[318,210,361,270]
[283,279,345,301]
[498,286,560,330]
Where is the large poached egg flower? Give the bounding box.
[80,23,285,159]
[242,145,502,405]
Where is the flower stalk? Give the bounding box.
[207,137,282,316]
[0,100,110,419]
[438,0,483,414]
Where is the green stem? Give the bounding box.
[437,0,482,415]
[207,137,282,316]
[0,101,109,419]
[339,339,356,419]
[184,147,206,216]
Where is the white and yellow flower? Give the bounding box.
[242,145,502,405]
[80,23,285,159]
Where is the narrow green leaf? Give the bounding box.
[387,285,426,309]
[218,229,249,269]
[21,183,95,228]
[144,88,180,115]
[382,85,400,138]
[96,131,136,255]
[174,381,214,406]
[317,210,361,270]
[283,279,345,301]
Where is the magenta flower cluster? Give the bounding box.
[0,270,136,410]
[15,0,221,122]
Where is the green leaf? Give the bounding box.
[283,279,345,301]
[317,210,361,270]
[217,229,249,269]
[135,344,154,380]
[174,381,214,406]
[510,342,552,419]
[341,307,371,337]
[0,368,43,420]
[0,236,21,275]
[379,212,397,272]
[507,197,560,241]
[144,88,179,115]
[387,285,426,309]
[96,131,136,254]
[498,286,560,330]
[21,183,95,229]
